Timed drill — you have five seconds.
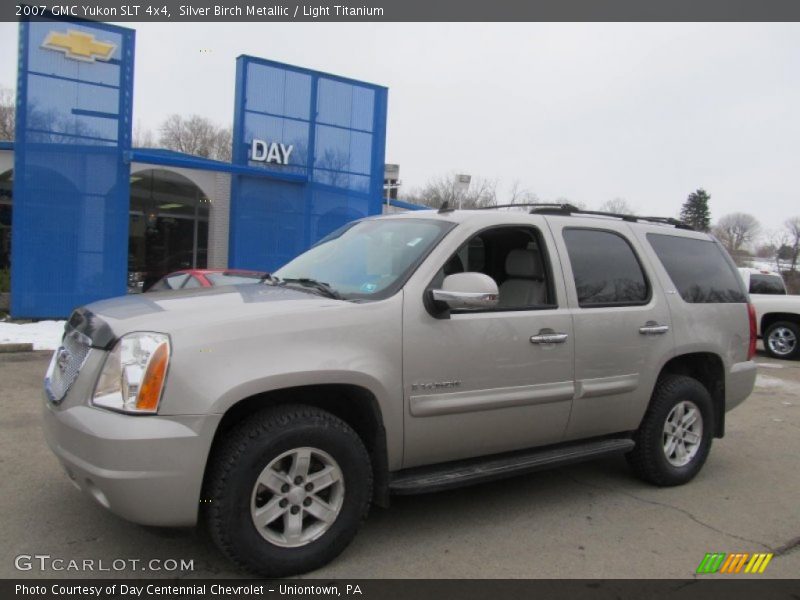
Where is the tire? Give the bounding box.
[626,375,714,487]
[204,405,373,577]
[763,321,800,360]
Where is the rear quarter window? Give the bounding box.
[647,234,746,303]
[749,274,786,295]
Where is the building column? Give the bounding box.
[207,172,231,269]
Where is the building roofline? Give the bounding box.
[127,148,307,183]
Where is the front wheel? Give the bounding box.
[763,321,800,360]
[204,405,372,577]
[626,375,714,486]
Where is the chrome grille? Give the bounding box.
[45,329,91,404]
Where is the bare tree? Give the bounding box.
[0,86,14,141]
[756,229,788,271]
[713,213,761,255]
[133,120,155,148]
[598,198,634,215]
[159,114,231,161]
[785,216,800,273]
[508,180,539,205]
[408,173,497,210]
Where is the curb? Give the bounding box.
[0,343,35,353]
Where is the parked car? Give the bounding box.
[738,267,799,359]
[147,269,268,291]
[43,206,757,576]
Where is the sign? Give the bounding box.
[250,139,293,165]
[41,29,117,62]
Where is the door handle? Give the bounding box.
[530,332,569,344]
[639,323,670,335]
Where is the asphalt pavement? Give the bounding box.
[0,348,798,579]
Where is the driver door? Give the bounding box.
[401,223,576,468]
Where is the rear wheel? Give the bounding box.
[204,405,372,577]
[627,375,714,486]
[763,321,800,360]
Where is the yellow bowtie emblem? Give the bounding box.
[41,30,117,63]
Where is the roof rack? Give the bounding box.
[526,204,694,230]
[475,203,573,211]
[443,201,693,230]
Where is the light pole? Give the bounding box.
[455,174,471,210]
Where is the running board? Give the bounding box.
[389,438,635,495]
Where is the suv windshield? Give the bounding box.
[272,218,453,300]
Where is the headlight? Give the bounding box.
[92,332,170,414]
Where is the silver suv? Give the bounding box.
[42,205,757,576]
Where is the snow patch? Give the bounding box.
[0,320,66,350]
[755,374,800,393]
[756,362,784,369]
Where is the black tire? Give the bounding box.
[204,405,372,577]
[763,320,800,360]
[626,375,714,487]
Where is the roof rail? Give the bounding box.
[444,201,693,230]
[527,204,694,230]
[475,202,578,211]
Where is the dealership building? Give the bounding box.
[2,21,420,318]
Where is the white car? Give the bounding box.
[739,267,800,359]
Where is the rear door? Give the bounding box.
[546,218,675,440]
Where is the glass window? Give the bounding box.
[273,218,453,300]
[431,227,554,310]
[749,274,786,295]
[564,229,649,307]
[183,276,203,289]
[149,273,189,291]
[647,234,746,303]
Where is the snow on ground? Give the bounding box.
[0,320,65,350]
[755,373,800,394]
[756,361,784,369]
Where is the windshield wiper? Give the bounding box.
[275,277,342,300]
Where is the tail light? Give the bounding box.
[747,303,757,360]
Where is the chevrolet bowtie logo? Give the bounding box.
[41,30,116,63]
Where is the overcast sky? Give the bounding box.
[1,22,798,231]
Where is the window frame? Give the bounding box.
[562,226,652,309]
[427,223,560,314]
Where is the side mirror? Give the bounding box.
[431,272,499,310]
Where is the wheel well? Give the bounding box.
[658,353,725,438]
[206,384,390,507]
[761,313,799,335]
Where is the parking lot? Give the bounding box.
[0,348,798,579]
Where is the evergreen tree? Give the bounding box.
[680,189,712,231]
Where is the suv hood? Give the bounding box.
[67,284,342,348]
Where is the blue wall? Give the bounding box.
[11,21,135,318]
[229,56,388,271]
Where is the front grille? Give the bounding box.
[45,329,92,404]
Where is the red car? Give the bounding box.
[147,269,268,292]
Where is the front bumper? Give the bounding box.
[726,360,758,412]
[43,395,221,527]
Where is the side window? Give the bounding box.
[151,273,188,291]
[432,226,555,310]
[183,276,203,289]
[563,229,649,307]
[749,274,786,295]
[647,234,747,303]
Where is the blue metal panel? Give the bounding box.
[229,56,388,271]
[11,21,135,318]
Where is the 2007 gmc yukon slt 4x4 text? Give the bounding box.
[42,207,757,576]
